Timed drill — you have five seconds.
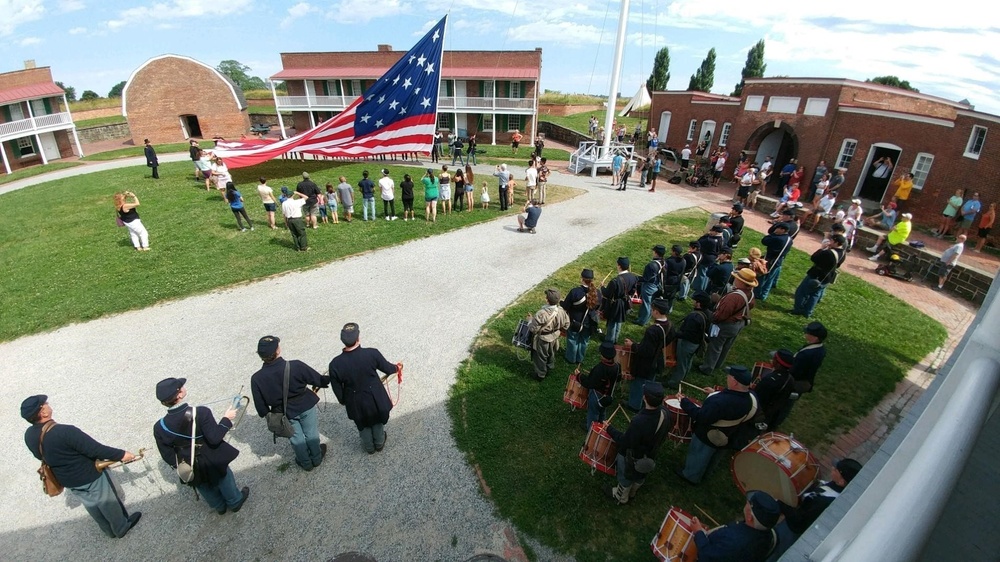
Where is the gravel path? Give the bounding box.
[3,163,701,561]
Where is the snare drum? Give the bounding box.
[563,373,588,410]
[731,432,819,507]
[651,507,699,561]
[579,421,617,475]
[750,361,773,387]
[665,396,699,443]
[512,319,533,350]
[614,345,633,380]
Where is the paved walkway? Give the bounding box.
[1,152,985,560]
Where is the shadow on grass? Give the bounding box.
[448,208,947,561]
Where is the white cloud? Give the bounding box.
[507,20,603,46]
[19,36,42,46]
[103,0,254,30]
[281,2,319,29]
[326,0,408,24]
[68,26,86,34]
[58,0,85,12]
[0,0,45,36]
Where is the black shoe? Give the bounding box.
[230,487,250,513]
[674,467,699,486]
[216,506,227,515]
[120,512,142,537]
[320,443,328,459]
[375,432,388,452]
[532,373,545,381]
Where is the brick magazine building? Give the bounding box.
[122,54,251,144]
[270,46,542,146]
[0,63,83,175]
[649,78,999,225]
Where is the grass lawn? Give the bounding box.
[0,159,578,342]
[0,162,81,185]
[542,110,648,138]
[79,141,200,161]
[75,115,127,128]
[448,208,946,561]
[69,98,121,112]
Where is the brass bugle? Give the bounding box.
[95,448,146,472]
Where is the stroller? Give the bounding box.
[686,160,712,187]
[874,252,914,281]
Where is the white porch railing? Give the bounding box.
[0,112,74,139]
[275,95,535,113]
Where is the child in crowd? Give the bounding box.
[325,183,339,224]
[317,191,329,224]
[481,181,491,210]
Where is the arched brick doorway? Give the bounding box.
[743,120,799,195]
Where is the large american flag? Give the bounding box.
[215,16,447,169]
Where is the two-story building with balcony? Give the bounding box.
[271,46,542,146]
[649,77,1000,226]
[0,64,83,175]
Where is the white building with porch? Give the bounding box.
[0,64,83,175]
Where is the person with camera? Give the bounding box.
[21,395,142,538]
[604,382,670,504]
[114,190,150,251]
[250,336,329,471]
[153,378,249,514]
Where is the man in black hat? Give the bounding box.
[706,247,735,296]
[605,382,670,504]
[153,378,249,514]
[578,341,621,429]
[771,322,828,429]
[21,395,141,538]
[791,235,846,318]
[661,245,687,314]
[729,203,746,246]
[562,268,601,371]
[635,245,667,325]
[753,349,796,431]
[666,291,713,388]
[144,138,159,179]
[527,288,571,381]
[678,241,701,301]
[755,222,793,301]
[624,298,675,411]
[329,323,401,454]
[250,335,330,471]
[771,459,863,559]
[694,227,724,293]
[601,257,638,344]
[692,490,780,561]
[677,365,759,484]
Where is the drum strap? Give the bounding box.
[710,394,759,429]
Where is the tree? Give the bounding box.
[866,76,919,93]
[55,81,76,102]
[732,39,766,97]
[107,81,127,98]
[646,47,671,92]
[216,60,267,92]
[80,90,100,101]
[687,48,716,93]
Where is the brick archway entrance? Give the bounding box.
[743,120,799,195]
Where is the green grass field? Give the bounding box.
[0,159,578,342]
[0,162,81,185]
[75,115,127,128]
[448,208,946,561]
[542,109,647,138]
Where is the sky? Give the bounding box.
[3,0,999,116]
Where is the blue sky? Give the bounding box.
[3,0,999,116]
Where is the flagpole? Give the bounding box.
[601,0,630,159]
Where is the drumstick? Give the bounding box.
[694,504,721,528]
[680,380,707,394]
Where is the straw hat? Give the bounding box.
[731,269,759,287]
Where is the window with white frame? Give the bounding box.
[686,119,697,141]
[481,116,494,132]
[437,113,453,130]
[745,95,764,112]
[836,139,858,169]
[803,98,830,117]
[8,103,25,120]
[482,80,495,98]
[509,81,520,99]
[767,96,801,114]
[17,137,36,157]
[719,123,732,147]
[964,126,987,159]
[911,153,934,189]
[508,115,522,131]
[351,80,362,96]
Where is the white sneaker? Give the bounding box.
[868,255,879,261]
[385,217,391,221]
[865,246,878,253]
[391,216,398,221]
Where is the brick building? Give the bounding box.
[0,63,83,175]
[649,78,999,225]
[122,54,251,144]
[270,46,542,145]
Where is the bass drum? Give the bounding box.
[731,431,819,507]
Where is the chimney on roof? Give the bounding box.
[377,44,392,52]
[24,60,36,69]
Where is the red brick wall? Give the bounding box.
[124,56,250,144]
[0,67,56,90]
